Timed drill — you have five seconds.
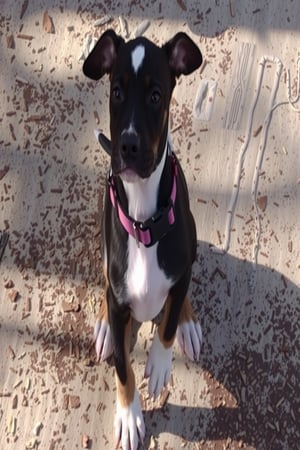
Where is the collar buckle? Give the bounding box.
[140,198,175,247]
[132,222,140,248]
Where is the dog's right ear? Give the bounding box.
[83,29,124,80]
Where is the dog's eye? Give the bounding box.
[151,90,161,104]
[112,86,122,100]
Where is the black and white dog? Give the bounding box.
[83,29,203,449]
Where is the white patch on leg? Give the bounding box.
[144,331,172,399]
[131,45,145,74]
[94,319,113,361]
[176,320,203,361]
[115,389,145,450]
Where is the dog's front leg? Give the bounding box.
[145,272,191,399]
[109,299,145,450]
[145,295,174,400]
[145,272,202,399]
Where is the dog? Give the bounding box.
[83,29,203,449]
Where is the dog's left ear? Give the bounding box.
[163,32,202,77]
[83,29,124,80]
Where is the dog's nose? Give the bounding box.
[120,132,139,159]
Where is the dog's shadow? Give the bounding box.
[138,240,299,449]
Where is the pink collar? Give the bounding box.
[108,152,178,247]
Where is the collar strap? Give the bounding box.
[108,152,178,248]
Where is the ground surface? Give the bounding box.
[0,1,299,449]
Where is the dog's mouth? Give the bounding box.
[112,158,139,179]
[118,167,140,183]
[112,154,155,182]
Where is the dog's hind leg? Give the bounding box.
[176,296,202,361]
[94,287,113,361]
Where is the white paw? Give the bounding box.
[115,389,145,450]
[144,331,172,400]
[176,320,202,361]
[93,319,113,361]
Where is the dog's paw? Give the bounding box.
[176,320,203,361]
[93,319,113,362]
[144,331,172,400]
[115,390,145,450]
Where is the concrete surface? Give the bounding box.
[0,1,299,449]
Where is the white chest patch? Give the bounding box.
[131,45,145,75]
[126,239,172,322]
[123,142,172,322]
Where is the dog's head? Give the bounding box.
[83,30,202,181]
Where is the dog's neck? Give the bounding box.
[122,141,168,223]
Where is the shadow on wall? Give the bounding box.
[143,239,300,449]
[2,231,299,448]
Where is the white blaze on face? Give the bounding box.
[131,45,145,74]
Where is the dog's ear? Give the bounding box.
[83,29,124,80]
[163,32,202,77]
